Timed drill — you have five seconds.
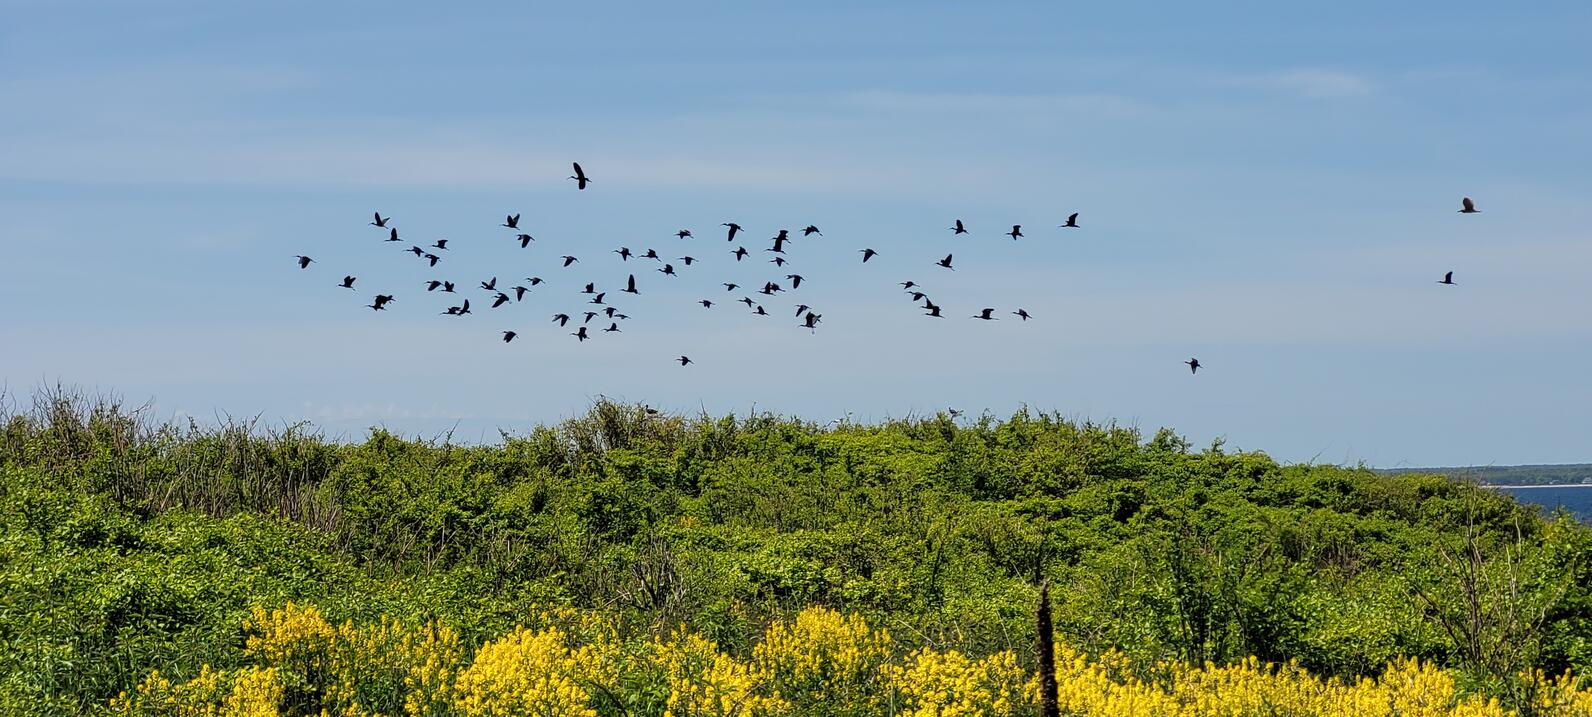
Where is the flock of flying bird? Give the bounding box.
[292,162,1481,374]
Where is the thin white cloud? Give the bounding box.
[1221,68,1377,99]
[0,129,1001,198]
[811,89,1150,118]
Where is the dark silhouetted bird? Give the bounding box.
[368,300,387,311]
[516,234,534,248]
[615,247,632,261]
[723,222,742,241]
[770,257,788,267]
[502,331,517,343]
[659,264,676,276]
[723,283,739,291]
[948,408,964,419]
[458,299,470,315]
[583,311,598,323]
[424,253,440,266]
[1059,212,1079,228]
[923,301,943,318]
[738,297,756,307]
[699,299,714,308]
[339,275,356,289]
[569,162,590,189]
[803,225,821,236]
[481,277,497,291]
[552,313,571,326]
[572,326,589,341]
[491,292,511,308]
[679,256,696,265]
[753,306,768,316]
[908,291,928,302]
[785,274,803,288]
[794,303,810,317]
[386,228,399,242]
[582,282,595,294]
[372,294,394,310]
[638,248,658,261]
[604,306,620,318]
[409,245,424,257]
[950,219,967,235]
[432,239,449,250]
[802,312,821,330]
[623,274,639,294]
[426,280,442,292]
[1013,309,1031,321]
[676,229,692,239]
[769,232,788,253]
[1459,197,1479,214]
[525,276,545,286]
[732,247,749,261]
[296,255,313,269]
[860,248,877,263]
[590,292,606,305]
[760,282,781,295]
[678,356,692,366]
[972,308,997,320]
[1007,225,1022,240]
[503,214,520,229]
[561,256,579,267]
[603,322,620,333]
[1439,271,1455,285]
[371,212,390,227]
[1185,358,1201,374]
[936,254,954,270]
[901,281,917,290]
[442,281,455,293]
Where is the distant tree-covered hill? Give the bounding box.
[1379,464,1592,485]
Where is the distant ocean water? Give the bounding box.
[1490,485,1592,523]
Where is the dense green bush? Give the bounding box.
[2,388,1589,714]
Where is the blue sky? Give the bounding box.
[3,2,1590,466]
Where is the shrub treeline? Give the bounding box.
[3,387,1591,714]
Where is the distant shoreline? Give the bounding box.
[1374,464,1592,487]
[1481,484,1592,489]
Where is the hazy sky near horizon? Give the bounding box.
[3,2,1590,467]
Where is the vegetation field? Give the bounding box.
[6,389,1592,715]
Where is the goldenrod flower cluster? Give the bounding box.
[654,630,787,717]
[108,602,1592,717]
[451,625,601,716]
[883,647,1030,717]
[1045,645,1591,717]
[752,605,894,711]
[109,665,283,717]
